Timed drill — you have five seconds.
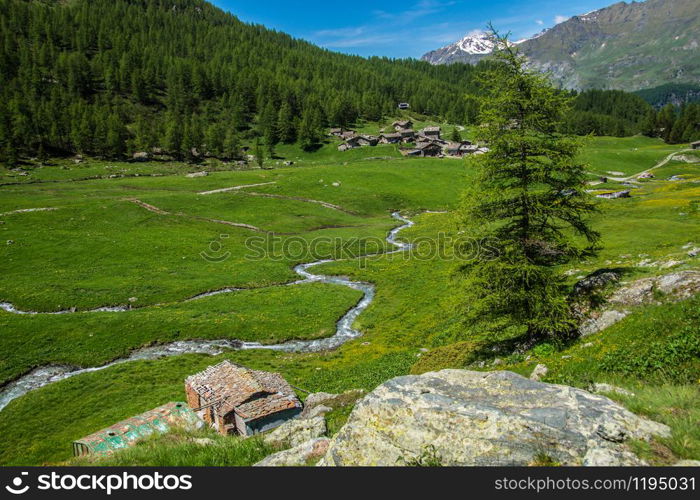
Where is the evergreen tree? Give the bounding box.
[457,28,599,342]
[223,129,240,160]
[298,107,323,152]
[164,114,183,160]
[253,136,264,169]
[277,102,296,143]
[451,128,462,143]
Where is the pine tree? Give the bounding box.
[298,107,322,152]
[457,28,599,342]
[277,102,296,143]
[451,128,462,143]
[254,136,264,169]
[223,130,240,160]
[164,114,183,160]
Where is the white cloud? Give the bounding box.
[535,19,544,26]
[554,15,569,24]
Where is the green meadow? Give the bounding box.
[0,135,699,465]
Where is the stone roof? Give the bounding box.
[186,361,301,421]
[422,126,441,133]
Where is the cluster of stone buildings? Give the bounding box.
[331,120,488,158]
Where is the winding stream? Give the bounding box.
[0,212,415,411]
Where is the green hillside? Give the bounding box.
[0,0,482,161]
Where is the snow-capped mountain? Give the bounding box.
[421,32,495,65]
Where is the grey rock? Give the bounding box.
[263,416,326,449]
[530,364,549,381]
[186,171,208,178]
[302,389,365,417]
[319,370,669,467]
[674,460,700,467]
[255,438,330,467]
[597,190,631,199]
[579,310,628,336]
[190,438,215,446]
[610,271,700,307]
[574,271,620,295]
[303,405,333,419]
[590,383,635,398]
[304,392,338,410]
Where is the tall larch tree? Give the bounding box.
[458,28,600,342]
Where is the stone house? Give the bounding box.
[398,103,410,110]
[340,131,357,140]
[401,142,442,157]
[392,120,413,131]
[422,126,442,139]
[357,135,379,147]
[399,129,416,143]
[185,361,302,437]
[379,132,402,144]
[329,128,344,137]
[692,141,700,150]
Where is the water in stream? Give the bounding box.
[0,213,415,411]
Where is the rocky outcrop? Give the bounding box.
[300,389,365,419]
[255,438,330,467]
[319,370,669,467]
[574,271,620,295]
[262,416,326,449]
[579,310,629,337]
[579,271,700,336]
[610,271,700,307]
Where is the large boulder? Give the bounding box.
[319,370,669,467]
[254,438,330,467]
[263,416,326,449]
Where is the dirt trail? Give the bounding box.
[125,198,170,215]
[602,149,692,183]
[0,207,58,216]
[198,182,277,195]
[243,192,356,214]
[125,198,267,233]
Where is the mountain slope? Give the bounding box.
[422,0,700,92]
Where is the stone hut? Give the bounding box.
[421,126,441,139]
[185,361,302,437]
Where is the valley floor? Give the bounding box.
[0,136,698,465]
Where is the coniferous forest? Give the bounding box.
[1,0,698,164]
[0,0,484,162]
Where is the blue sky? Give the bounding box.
[212,0,617,58]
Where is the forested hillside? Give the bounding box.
[1,0,696,164]
[0,0,483,161]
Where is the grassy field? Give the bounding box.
[579,136,681,178]
[0,134,698,465]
